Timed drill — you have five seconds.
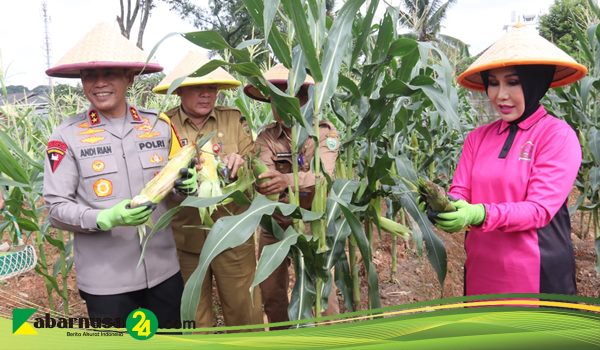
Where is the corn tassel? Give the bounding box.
[197,141,223,225]
[130,143,196,242]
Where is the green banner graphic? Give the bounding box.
[2,294,599,349]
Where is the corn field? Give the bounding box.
[0,0,599,321]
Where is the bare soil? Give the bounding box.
[1,196,598,321]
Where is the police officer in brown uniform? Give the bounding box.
[244,64,340,328]
[43,23,195,328]
[153,51,263,328]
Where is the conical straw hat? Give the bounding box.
[46,22,162,78]
[244,63,315,102]
[457,25,587,91]
[152,51,241,94]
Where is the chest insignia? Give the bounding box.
[81,136,105,144]
[137,131,161,139]
[519,141,534,161]
[93,178,113,197]
[92,160,105,172]
[79,128,105,135]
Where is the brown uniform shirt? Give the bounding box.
[255,121,339,226]
[166,106,254,253]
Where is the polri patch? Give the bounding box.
[137,138,167,151]
[47,140,68,173]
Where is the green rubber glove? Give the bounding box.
[174,167,198,195]
[96,199,153,231]
[435,200,485,233]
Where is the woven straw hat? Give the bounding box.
[152,51,241,94]
[46,22,162,78]
[457,25,587,91]
[244,63,315,102]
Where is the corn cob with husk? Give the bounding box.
[252,158,280,201]
[417,178,456,212]
[197,141,223,226]
[378,216,410,240]
[130,143,196,242]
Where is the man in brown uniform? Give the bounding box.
[153,51,262,328]
[244,64,340,328]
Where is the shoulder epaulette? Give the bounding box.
[214,105,241,113]
[135,106,158,116]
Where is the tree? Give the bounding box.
[538,0,595,63]
[116,0,156,49]
[393,0,469,60]
[162,0,337,51]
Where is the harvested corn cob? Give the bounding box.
[130,143,197,208]
[130,143,196,243]
[418,178,456,213]
[197,141,223,225]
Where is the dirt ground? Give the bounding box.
[1,203,599,321]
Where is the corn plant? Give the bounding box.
[161,0,471,324]
[544,4,600,272]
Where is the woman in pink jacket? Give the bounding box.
[435,25,588,296]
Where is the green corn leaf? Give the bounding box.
[183,31,250,62]
[180,195,320,321]
[315,0,365,112]
[251,226,299,289]
[281,1,322,81]
[288,243,316,323]
[243,0,292,67]
[331,192,381,309]
[334,257,354,312]
[351,0,379,66]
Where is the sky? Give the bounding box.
[0,0,556,90]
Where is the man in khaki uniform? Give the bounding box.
[43,23,195,329]
[244,64,340,328]
[153,51,262,328]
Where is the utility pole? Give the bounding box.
[42,1,52,88]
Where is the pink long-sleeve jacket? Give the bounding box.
[448,106,581,295]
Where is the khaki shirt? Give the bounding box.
[43,104,181,295]
[255,121,339,226]
[166,106,254,253]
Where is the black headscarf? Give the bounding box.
[481,65,556,123]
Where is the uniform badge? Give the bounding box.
[130,107,142,122]
[326,136,338,151]
[88,110,101,126]
[150,153,164,164]
[92,160,105,172]
[81,136,105,144]
[47,140,68,173]
[79,128,105,135]
[212,143,221,154]
[181,138,188,146]
[78,122,90,129]
[93,178,113,197]
[519,141,534,161]
[138,131,160,139]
